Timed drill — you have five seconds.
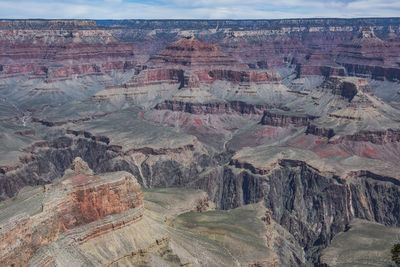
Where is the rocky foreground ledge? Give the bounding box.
[0,158,143,266]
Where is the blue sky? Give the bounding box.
[0,0,399,19]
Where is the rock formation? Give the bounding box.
[1,18,400,266]
[260,110,316,127]
[0,159,143,266]
[93,36,289,106]
[297,28,400,82]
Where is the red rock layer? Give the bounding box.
[221,37,306,69]
[0,31,138,79]
[103,36,282,93]
[296,50,346,77]
[297,29,400,81]
[192,68,281,83]
[147,36,246,69]
[335,30,400,81]
[0,171,143,266]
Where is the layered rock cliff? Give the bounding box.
[93,36,288,105]
[297,28,400,82]
[192,146,400,262]
[260,110,316,127]
[0,161,143,266]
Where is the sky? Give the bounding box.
[0,0,399,19]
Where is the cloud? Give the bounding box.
[0,0,398,19]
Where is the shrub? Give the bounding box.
[392,243,400,266]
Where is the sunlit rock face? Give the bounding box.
[0,160,143,266]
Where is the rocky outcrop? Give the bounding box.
[298,28,400,81]
[296,50,346,77]
[155,100,280,115]
[0,165,143,266]
[144,36,282,84]
[0,42,138,80]
[32,112,111,127]
[321,76,371,101]
[304,125,400,144]
[0,128,221,200]
[194,156,400,262]
[68,156,94,175]
[148,36,244,69]
[330,129,400,144]
[306,124,335,138]
[0,20,139,80]
[335,29,400,81]
[93,36,285,103]
[260,110,316,127]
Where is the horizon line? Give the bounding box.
[2,17,400,21]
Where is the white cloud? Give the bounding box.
[0,0,397,19]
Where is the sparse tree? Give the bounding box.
[392,243,400,266]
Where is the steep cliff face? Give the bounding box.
[330,129,400,144]
[260,110,316,127]
[192,147,400,262]
[0,165,143,266]
[335,29,400,81]
[281,76,400,149]
[0,21,143,111]
[321,75,371,101]
[0,36,138,80]
[0,127,222,200]
[155,100,279,115]
[297,29,400,81]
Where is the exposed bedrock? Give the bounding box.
[155,100,281,115]
[297,29,400,81]
[330,129,400,144]
[193,69,282,83]
[96,36,284,103]
[295,50,346,78]
[321,76,371,101]
[334,29,400,82]
[192,160,400,263]
[260,110,316,127]
[0,168,143,266]
[305,125,336,138]
[0,42,138,79]
[0,133,225,200]
[305,125,400,144]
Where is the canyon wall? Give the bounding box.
[0,166,143,266]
